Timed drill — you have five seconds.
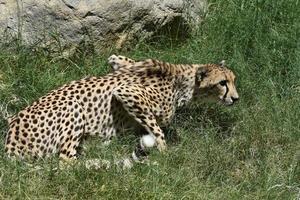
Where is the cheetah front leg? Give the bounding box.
[58,101,85,166]
[113,85,167,162]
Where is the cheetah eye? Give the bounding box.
[219,80,227,86]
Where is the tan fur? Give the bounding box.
[5,55,239,163]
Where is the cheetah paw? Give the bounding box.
[114,158,133,170]
[156,138,167,152]
[85,159,111,170]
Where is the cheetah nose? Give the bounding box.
[231,97,239,103]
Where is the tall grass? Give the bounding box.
[0,0,299,199]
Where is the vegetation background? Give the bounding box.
[0,0,299,199]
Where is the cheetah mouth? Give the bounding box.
[108,61,116,65]
[224,101,234,106]
[219,98,234,106]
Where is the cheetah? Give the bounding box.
[5,55,239,164]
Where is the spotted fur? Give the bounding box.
[5,55,239,163]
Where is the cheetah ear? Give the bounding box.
[196,66,208,81]
[219,60,226,67]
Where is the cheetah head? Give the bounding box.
[195,60,239,106]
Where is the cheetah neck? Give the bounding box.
[173,65,197,108]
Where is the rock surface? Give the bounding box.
[0,0,206,53]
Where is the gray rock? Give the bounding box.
[0,0,206,54]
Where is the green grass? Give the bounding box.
[0,0,299,199]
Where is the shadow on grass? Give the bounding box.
[175,103,239,140]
